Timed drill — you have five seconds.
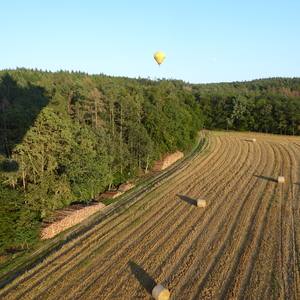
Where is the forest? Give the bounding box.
[0,69,299,255]
[194,78,300,135]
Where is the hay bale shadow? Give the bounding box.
[177,194,197,206]
[254,175,277,183]
[128,261,156,295]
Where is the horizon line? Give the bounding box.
[1,67,299,85]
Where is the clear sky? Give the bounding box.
[1,0,299,83]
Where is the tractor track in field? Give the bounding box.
[117,138,255,299]
[278,143,300,299]
[75,136,247,299]
[65,137,251,298]
[1,131,299,300]
[221,142,280,299]
[0,133,211,298]
[0,133,217,299]
[222,142,281,300]
[33,136,235,300]
[176,140,271,300]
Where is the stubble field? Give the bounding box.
[0,131,299,300]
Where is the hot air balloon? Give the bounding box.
[154,51,166,65]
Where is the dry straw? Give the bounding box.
[153,151,184,171]
[152,284,170,300]
[245,138,256,142]
[41,202,106,239]
[277,176,285,183]
[118,182,135,192]
[197,199,207,208]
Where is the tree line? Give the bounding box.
[0,69,299,256]
[0,69,202,254]
[193,78,300,135]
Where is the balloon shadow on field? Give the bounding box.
[254,175,278,183]
[177,194,198,206]
[128,261,156,295]
[0,159,19,172]
[0,73,49,172]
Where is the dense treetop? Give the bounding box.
[0,69,299,255]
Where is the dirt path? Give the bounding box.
[1,131,299,300]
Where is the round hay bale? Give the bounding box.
[252,138,256,142]
[152,284,170,300]
[278,176,285,183]
[196,199,207,208]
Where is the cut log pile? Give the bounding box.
[153,151,184,171]
[41,202,106,240]
[118,182,135,192]
[98,182,135,200]
[99,191,123,199]
[40,150,182,241]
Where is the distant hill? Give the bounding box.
[192,77,300,135]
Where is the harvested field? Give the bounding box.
[1,131,299,300]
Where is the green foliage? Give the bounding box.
[64,126,111,200]
[195,78,300,134]
[0,183,39,254]
[1,69,298,256]
[0,69,203,255]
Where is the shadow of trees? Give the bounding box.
[0,73,49,171]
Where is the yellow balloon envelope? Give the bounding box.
[154,51,166,65]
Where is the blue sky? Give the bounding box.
[1,0,299,83]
